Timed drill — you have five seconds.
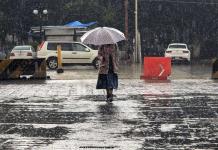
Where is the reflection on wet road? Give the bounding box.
[47,63,212,80]
[0,78,218,149]
[171,63,212,79]
[0,63,216,149]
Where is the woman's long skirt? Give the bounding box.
[96,73,118,89]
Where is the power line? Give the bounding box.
[139,0,218,5]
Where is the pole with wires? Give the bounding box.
[134,0,138,63]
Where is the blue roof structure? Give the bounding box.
[65,21,97,28]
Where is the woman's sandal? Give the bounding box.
[106,94,113,102]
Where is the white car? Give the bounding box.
[164,43,191,63]
[37,41,99,69]
[10,45,37,59]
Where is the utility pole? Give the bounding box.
[124,0,128,39]
[124,0,130,62]
[19,0,24,44]
[134,0,138,63]
[134,0,141,63]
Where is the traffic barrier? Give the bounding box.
[57,45,64,73]
[212,58,218,79]
[0,58,47,80]
[140,57,171,80]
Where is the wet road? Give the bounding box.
[0,63,217,150]
[47,63,212,80]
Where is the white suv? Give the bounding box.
[37,41,99,69]
[164,43,191,63]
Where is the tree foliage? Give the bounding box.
[135,0,218,58]
[1,0,218,58]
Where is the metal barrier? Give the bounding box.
[0,58,47,80]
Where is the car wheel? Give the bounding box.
[47,57,58,70]
[187,61,191,65]
[92,58,100,69]
[185,60,191,65]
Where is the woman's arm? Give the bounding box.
[98,46,104,61]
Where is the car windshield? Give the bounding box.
[169,45,187,49]
[13,46,31,50]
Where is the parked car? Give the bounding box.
[164,43,191,63]
[37,41,99,69]
[10,45,37,59]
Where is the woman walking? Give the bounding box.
[96,44,119,102]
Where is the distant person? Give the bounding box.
[127,48,133,64]
[96,44,119,102]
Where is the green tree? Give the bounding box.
[137,1,218,58]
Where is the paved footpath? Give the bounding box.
[0,79,218,150]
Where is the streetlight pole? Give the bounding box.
[135,0,138,63]
[33,9,48,42]
[124,0,128,39]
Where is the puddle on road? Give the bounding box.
[0,105,92,124]
[1,124,69,138]
[122,94,218,149]
[0,123,70,150]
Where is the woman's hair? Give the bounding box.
[99,44,112,49]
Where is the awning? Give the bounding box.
[65,21,97,28]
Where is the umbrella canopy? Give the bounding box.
[80,27,126,45]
